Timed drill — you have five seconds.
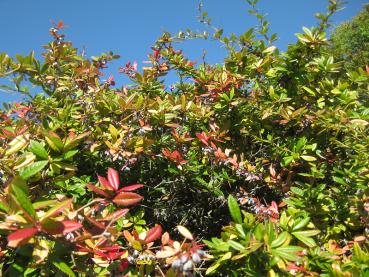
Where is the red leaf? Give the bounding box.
[8,227,38,248]
[107,250,126,261]
[162,149,187,165]
[152,48,160,59]
[86,183,110,198]
[107,75,115,86]
[1,129,15,138]
[94,249,109,259]
[107,168,120,191]
[196,132,210,146]
[60,220,83,234]
[113,192,143,206]
[98,176,114,191]
[144,224,162,244]
[118,184,144,192]
[171,150,187,165]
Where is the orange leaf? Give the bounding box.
[113,192,143,206]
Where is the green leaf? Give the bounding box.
[45,132,63,152]
[235,224,246,238]
[271,231,290,248]
[52,260,76,277]
[292,230,320,247]
[52,162,77,171]
[228,195,242,224]
[9,176,37,221]
[282,156,294,166]
[19,160,48,180]
[63,150,79,159]
[290,187,304,196]
[0,199,10,213]
[301,155,317,162]
[292,230,320,237]
[29,140,48,160]
[292,232,317,247]
[205,262,221,275]
[253,223,264,241]
[272,246,303,262]
[33,200,58,210]
[228,240,245,251]
[292,217,311,231]
[302,86,316,96]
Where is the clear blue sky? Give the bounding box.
[0,0,367,103]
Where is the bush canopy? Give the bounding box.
[0,0,369,276]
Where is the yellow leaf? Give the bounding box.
[301,155,316,162]
[350,119,368,126]
[205,262,220,275]
[156,249,177,259]
[177,225,193,240]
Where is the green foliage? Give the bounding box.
[0,1,369,275]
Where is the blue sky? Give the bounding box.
[0,0,367,103]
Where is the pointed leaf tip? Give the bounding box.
[107,168,120,191]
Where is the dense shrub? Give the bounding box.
[330,4,369,71]
[0,0,369,276]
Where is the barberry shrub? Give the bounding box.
[0,0,369,276]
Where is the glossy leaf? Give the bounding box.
[228,195,242,224]
[112,192,143,206]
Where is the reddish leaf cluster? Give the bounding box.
[86,167,144,206]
